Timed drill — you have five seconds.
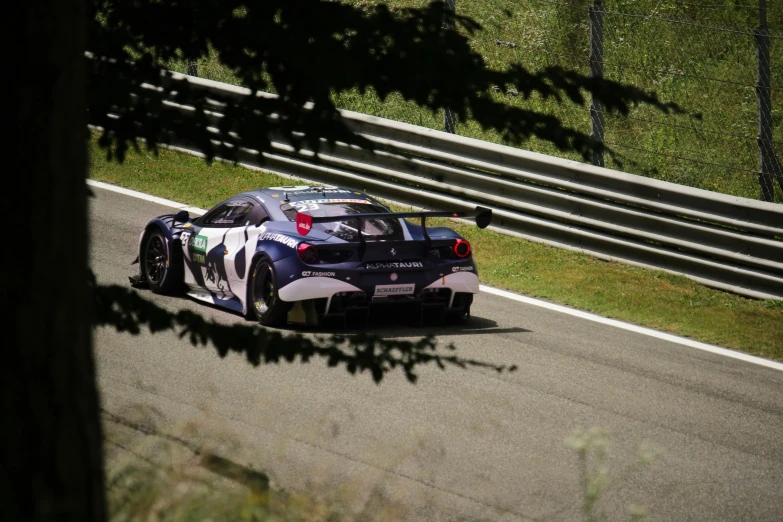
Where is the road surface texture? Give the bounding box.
[91,186,783,521]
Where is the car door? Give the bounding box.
[180,198,262,298]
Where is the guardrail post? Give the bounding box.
[443,0,457,134]
[589,0,605,167]
[755,0,778,202]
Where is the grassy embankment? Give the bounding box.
[165,0,783,202]
[89,136,783,360]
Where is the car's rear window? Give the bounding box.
[282,199,404,241]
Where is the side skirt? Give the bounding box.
[187,290,245,315]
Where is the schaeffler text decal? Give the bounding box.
[374,284,415,296]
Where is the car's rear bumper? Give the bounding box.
[278,272,479,313]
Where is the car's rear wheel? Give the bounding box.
[142,230,182,294]
[447,292,473,323]
[249,257,291,326]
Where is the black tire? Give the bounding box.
[447,292,473,324]
[142,230,183,294]
[248,257,291,326]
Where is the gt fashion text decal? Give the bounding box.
[301,271,336,277]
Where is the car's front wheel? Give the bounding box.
[142,230,182,294]
[249,257,291,327]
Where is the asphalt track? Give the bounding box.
[91,185,783,521]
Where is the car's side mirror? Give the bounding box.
[174,210,189,223]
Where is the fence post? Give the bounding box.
[187,61,198,77]
[756,0,776,201]
[443,0,457,134]
[589,0,605,167]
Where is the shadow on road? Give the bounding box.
[281,312,533,337]
[147,290,532,338]
[103,406,270,493]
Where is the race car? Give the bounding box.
[131,185,491,327]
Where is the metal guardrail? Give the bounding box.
[124,72,783,300]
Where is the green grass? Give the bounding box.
[89,135,783,360]
[164,0,783,202]
[104,421,406,522]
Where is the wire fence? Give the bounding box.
[455,0,782,202]
[176,0,782,202]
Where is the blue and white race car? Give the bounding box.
[131,185,491,327]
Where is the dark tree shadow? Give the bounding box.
[298,314,532,338]
[87,0,681,165]
[94,280,517,384]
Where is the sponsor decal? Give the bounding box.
[301,271,336,277]
[325,198,372,204]
[296,213,313,235]
[193,252,206,264]
[374,284,415,296]
[269,185,353,195]
[192,235,208,252]
[260,233,298,248]
[290,202,320,211]
[365,261,423,270]
[297,188,352,194]
[452,266,474,272]
[292,198,371,206]
[182,223,191,228]
[268,185,311,191]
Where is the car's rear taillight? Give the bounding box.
[453,238,471,258]
[297,242,319,264]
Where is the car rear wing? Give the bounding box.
[296,206,491,235]
[295,206,492,259]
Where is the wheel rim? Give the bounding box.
[145,236,168,285]
[252,264,275,316]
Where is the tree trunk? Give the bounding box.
[4,1,106,521]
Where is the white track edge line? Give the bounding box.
[89,179,783,372]
[479,285,783,372]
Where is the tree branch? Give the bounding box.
[88,0,681,163]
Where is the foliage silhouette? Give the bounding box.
[93,279,516,384]
[88,0,680,164]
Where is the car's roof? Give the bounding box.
[242,186,380,204]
